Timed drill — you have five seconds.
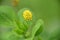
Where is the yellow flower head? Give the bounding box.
[12,0,19,7]
[23,10,32,21]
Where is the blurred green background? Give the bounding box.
[0,0,60,40]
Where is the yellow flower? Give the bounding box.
[23,10,32,21]
[12,0,19,7]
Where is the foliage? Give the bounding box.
[0,6,44,40]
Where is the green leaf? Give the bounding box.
[0,6,17,40]
[25,19,44,40]
[35,24,43,36]
[0,6,16,25]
